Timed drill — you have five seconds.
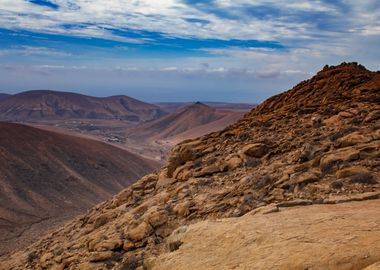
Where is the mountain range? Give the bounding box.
[127,102,245,144]
[2,63,379,269]
[0,90,166,122]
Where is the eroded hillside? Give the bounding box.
[2,63,380,270]
[0,123,159,256]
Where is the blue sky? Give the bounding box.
[0,0,379,102]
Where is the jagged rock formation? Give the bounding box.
[2,63,380,269]
[0,90,166,122]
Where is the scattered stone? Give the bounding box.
[166,226,188,252]
[4,63,380,270]
[249,204,279,216]
[296,143,315,162]
[336,166,370,179]
[173,201,191,217]
[323,115,343,126]
[241,143,269,158]
[88,251,114,262]
[364,110,380,122]
[323,192,380,204]
[320,149,360,173]
[336,132,371,148]
[277,199,313,207]
[193,164,223,177]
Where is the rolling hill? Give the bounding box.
[155,102,255,112]
[0,93,10,100]
[3,63,380,270]
[0,90,166,122]
[0,122,159,255]
[127,102,245,143]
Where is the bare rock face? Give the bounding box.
[153,200,380,270]
[2,63,380,270]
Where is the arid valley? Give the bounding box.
[0,1,379,270]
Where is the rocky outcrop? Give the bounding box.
[2,63,380,270]
[153,200,380,270]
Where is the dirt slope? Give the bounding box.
[0,90,166,122]
[127,102,241,142]
[2,62,380,270]
[167,111,244,145]
[0,93,10,100]
[0,122,159,255]
[155,102,255,112]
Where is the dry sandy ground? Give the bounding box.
[154,200,380,270]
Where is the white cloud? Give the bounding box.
[0,46,70,57]
[0,0,375,42]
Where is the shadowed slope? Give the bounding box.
[127,102,241,142]
[0,122,159,255]
[0,93,10,100]
[2,63,380,269]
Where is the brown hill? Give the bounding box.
[2,63,380,270]
[0,122,159,256]
[0,90,166,122]
[155,102,255,112]
[0,93,10,100]
[166,111,244,145]
[127,102,242,142]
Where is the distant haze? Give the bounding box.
[0,1,379,102]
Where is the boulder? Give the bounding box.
[320,148,360,173]
[336,132,371,148]
[241,143,269,158]
[281,171,320,188]
[173,162,194,180]
[88,251,114,262]
[193,164,223,177]
[173,201,191,217]
[126,222,153,242]
[167,140,201,177]
[156,177,177,190]
[323,115,343,126]
[296,143,315,162]
[225,156,243,170]
[144,207,168,228]
[336,166,370,179]
[92,237,123,252]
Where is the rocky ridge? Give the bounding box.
[2,63,380,269]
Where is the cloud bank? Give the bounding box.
[0,0,379,101]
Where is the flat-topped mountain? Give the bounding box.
[127,102,244,143]
[0,90,166,122]
[2,63,380,269]
[0,122,159,256]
